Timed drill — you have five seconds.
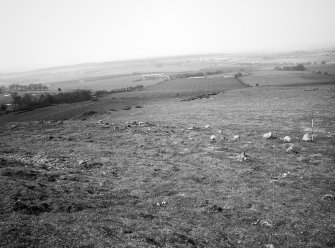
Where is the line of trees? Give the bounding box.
[10,90,92,110]
[274,64,306,71]
[110,85,144,93]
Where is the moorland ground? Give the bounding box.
[0,82,334,247]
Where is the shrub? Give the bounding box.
[0,103,7,111]
[95,90,109,96]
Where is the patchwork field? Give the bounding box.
[47,75,165,92]
[0,76,246,123]
[239,70,335,87]
[0,84,334,247]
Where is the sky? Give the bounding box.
[0,0,335,73]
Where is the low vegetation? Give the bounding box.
[10,90,92,110]
[274,64,306,71]
[0,85,334,247]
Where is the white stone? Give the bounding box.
[283,136,291,142]
[302,133,311,141]
[204,125,210,129]
[263,132,272,139]
[210,135,216,140]
[233,135,240,140]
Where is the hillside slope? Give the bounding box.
[0,85,334,247]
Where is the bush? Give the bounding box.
[275,64,305,71]
[11,90,92,111]
[0,103,7,111]
[95,90,109,97]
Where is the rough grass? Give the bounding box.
[0,85,334,247]
[240,70,335,87]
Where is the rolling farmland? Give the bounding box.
[239,70,335,87]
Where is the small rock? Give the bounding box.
[78,160,86,166]
[263,132,272,139]
[282,136,291,142]
[302,133,312,141]
[260,220,273,227]
[322,194,335,201]
[286,145,298,153]
[210,135,216,140]
[187,126,194,130]
[235,152,248,161]
[265,244,275,248]
[97,120,102,124]
[204,125,210,129]
[233,135,240,140]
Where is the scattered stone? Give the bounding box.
[218,130,222,133]
[204,125,210,129]
[97,120,102,124]
[260,220,273,227]
[139,122,144,125]
[322,194,335,201]
[210,135,216,140]
[265,244,275,248]
[78,160,86,166]
[233,135,240,140]
[302,133,312,141]
[187,126,194,130]
[286,145,298,153]
[235,152,248,161]
[281,136,291,142]
[263,132,272,139]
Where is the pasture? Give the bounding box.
[0,84,334,247]
[0,51,335,247]
[239,70,335,87]
[0,76,246,123]
[47,75,165,92]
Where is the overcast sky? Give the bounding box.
[0,0,335,73]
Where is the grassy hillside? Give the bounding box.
[0,76,245,123]
[0,85,334,247]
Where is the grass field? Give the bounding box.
[0,84,334,247]
[0,76,246,123]
[0,51,335,247]
[47,75,165,92]
[239,70,335,87]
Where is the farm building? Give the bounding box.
[142,73,169,80]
